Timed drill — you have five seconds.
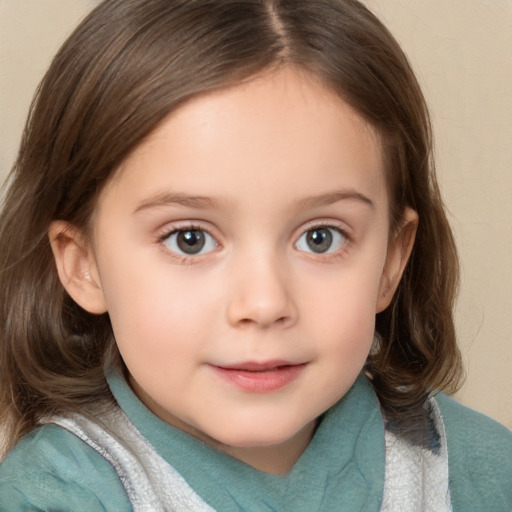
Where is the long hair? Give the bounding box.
[0,0,462,456]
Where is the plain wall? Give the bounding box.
[1,0,511,429]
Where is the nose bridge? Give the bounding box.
[226,242,296,329]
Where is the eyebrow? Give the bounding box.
[295,190,375,210]
[133,189,374,215]
[133,193,222,214]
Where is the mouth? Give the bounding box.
[210,361,307,393]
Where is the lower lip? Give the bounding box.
[211,364,306,393]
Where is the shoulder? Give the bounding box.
[0,423,132,512]
[435,393,512,512]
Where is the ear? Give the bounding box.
[49,221,108,314]
[376,208,418,313]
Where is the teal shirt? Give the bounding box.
[0,374,511,511]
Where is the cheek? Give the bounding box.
[297,260,384,351]
[299,258,384,318]
[99,256,221,360]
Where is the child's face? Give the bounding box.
[55,67,415,473]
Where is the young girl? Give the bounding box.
[0,0,510,510]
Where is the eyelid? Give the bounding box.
[156,219,219,239]
[297,219,352,239]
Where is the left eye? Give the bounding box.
[295,227,347,254]
[163,229,217,256]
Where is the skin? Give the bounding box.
[50,67,417,474]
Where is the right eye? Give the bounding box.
[162,228,218,256]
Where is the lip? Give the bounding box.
[210,361,307,393]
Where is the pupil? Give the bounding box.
[177,230,205,254]
[307,229,332,253]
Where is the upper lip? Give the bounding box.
[213,360,305,371]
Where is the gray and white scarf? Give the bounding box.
[45,397,451,512]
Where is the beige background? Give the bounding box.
[1,1,511,429]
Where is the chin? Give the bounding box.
[206,418,314,450]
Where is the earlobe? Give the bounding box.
[376,208,418,312]
[48,221,108,314]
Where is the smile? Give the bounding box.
[210,361,307,393]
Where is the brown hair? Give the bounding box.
[0,0,462,456]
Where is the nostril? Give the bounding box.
[234,315,292,329]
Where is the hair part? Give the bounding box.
[0,0,462,456]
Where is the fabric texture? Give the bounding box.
[380,398,451,511]
[44,411,216,512]
[0,372,511,511]
[42,392,450,512]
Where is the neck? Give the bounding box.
[216,420,317,475]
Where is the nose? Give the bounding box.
[226,250,297,329]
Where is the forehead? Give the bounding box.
[101,67,387,214]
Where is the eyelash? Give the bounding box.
[156,221,352,263]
